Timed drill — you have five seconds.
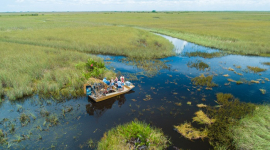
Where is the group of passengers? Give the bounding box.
[103,76,125,91]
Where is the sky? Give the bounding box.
[0,0,269,12]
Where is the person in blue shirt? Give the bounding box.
[117,80,122,91]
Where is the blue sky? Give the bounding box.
[1,0,269,12]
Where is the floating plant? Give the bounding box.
[197,104,207,108]
[192,110,215,125]
[247,66,267,73]
[259,89,266,94]
[191,74,218,87]
[187,60,209,71]
[174,122,208,140]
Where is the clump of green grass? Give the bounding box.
[247,66,267,73]
[20,113,31,126]
[0,129,7,144]
[262,62,270,66]
[0,42,115,101]
[174,122,208,140]
[206,93,256,149]
[187,60,209,71]
[97,121,169,150]
[184,51,224,58]
[191,74,218,87]
[230,105,270,150]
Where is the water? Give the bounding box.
[0,34,270,149]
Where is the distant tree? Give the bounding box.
[152,10,156,13]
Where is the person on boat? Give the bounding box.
[121,76,125,83]
[114,77,118,84]
[117,80,122,91]
[86,87,92,96]
[110,78,114,85]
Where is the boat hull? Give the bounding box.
[89,85,135,102]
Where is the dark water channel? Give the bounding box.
[1,34,270,150]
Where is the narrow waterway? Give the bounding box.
[0,34,269,149]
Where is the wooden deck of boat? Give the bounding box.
[83,78,135,102]
[89,85,135,102]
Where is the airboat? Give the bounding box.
[84,78,135,102]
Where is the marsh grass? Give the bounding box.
[0,42,113,101]
[187,60,209,71]
[0,129,7,144]
[247,66,267,73]
[184,51,224,58]
[191,74,218,87]
[97,121,169,150]
[206,93,256,149]
[1,12,270,56]
[174,122,208,140]
[0,26,174,59]
[230,105,270,150]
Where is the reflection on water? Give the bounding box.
[86,91,134,118]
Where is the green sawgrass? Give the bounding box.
[230,105,270,150]
[97,121,169,150]
[1,12,269,56]
[0,42,112,100]
[0,26,174,59]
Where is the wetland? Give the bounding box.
[1,33,270,149]
[0,12,270,150]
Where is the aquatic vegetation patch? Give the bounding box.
[250,80,260,84]
[228,67,234,71]
[46,114,59,126]
[236,81,243,84]
[192,110,215,125]
[230,105,270,150]
[259,89,266,94]
[184,51,224,58]
[197,104,207,108]
[121,58,170,77]
[174,122,208,140]
[97,121,170,150]
[40,109,50,117]
[20,113,31,126]
[247,66,267,73]
[0,129,7,144]
[175,102,182,106]
[187,60,209,71]
[191,74,218,87]
[262,62,270,66]
[206,93,256,149]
